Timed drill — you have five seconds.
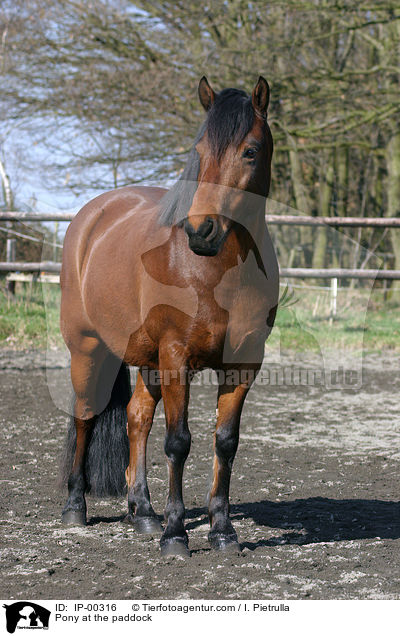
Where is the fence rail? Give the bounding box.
[2,212,400,282]
[0,261,62,273]
[1,211,400,227]
[2,262,400,280]
[0,211,75,221]
[280,268,400,280]
[266,215,400,227]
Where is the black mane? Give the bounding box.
[159,88,254,227]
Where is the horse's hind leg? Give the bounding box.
[61,341,109,526]
[62,414,94,526]
[123,369,162,533]
[207,381,249,552]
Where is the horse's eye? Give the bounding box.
[243,147,257,160]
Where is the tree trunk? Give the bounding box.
[312,156,334,270]
[0,157,13,209]
[336,145,348,218]
[289,147,312,265]
[386,132,400,292]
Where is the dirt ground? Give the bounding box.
[1,349,400,600]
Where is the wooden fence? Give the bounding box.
[1,212,400,280]
[1,211,400,227]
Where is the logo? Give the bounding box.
[3,602,50,634]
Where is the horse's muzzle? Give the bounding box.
[184,217,224,256]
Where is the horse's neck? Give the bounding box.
[232,209,267,257]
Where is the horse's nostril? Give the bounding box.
[200,219,214,239]
[183,219,195,237]
[184,217,218,241]
[205,218,218,241]
[198,218,218,241]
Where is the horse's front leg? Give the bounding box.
[208,379,250,552]
[124,369,162,533]
[159,353,191,557]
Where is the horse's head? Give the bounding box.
[184,76,273,256]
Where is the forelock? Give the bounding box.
[206,88,254,159]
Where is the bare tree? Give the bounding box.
[2,1,400,271]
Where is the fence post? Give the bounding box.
[53,221,59,262]
[329,277,338,322]
[6,238,16,295]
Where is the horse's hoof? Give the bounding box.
[160,538,190,558]
[123,514,163,534]
[220,540,241,554]
[208,531,241,553]
[135,516,163,534]
[61,509,86,526]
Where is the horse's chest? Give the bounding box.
[186,295,269,369]
[185,318,227,369]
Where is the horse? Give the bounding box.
[60,75,279,556]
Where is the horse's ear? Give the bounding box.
[252,76,270,116]
[198,76,215,112]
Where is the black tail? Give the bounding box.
[60,363,131,496]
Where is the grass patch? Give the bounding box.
[0,281,63,349]
[272,285,400,352]
[0,279,399,352]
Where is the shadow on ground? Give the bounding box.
[182,497,400,550]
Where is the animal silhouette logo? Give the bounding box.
[3,602,50,633]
